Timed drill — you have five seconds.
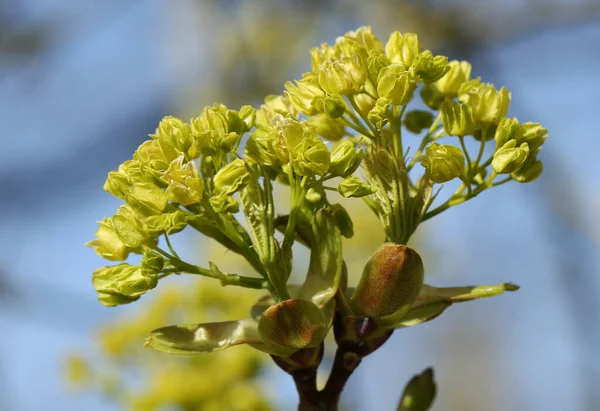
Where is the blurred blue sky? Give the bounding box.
[0,1,599,411]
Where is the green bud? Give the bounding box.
[310,43,338,72]
[345,26,384,55]
[145,210,189,236]
[492,140,529,174]
[494,117,520,148]
[308,114,346,142]
[246,130,281,167]
[238,105,255,132]
[111,205,154,249]
[292,136,331,177]
[329,140,364,177]
[511,157,543,183]
[284,73,325,116]
[351,244,424,317]
[404,110,434,134]
[461,83,511,125]
[104,170,131,199]
[92,264,158,307]
[419,143,465,183]
[164,156,204,206]
[367,97,392,130]
[354,93,377,118]
[397,368,436,411]
[435,60,471,98]
[314,94,346,119]
[140,250,165,274]
[86,217,132,261]
[305,186,325,205]
[124,182,168,217]
[97,293,139,307]
[213,159,250,196]
[420,84,445,110]
[258,299,328,356]
[514,122,548,152]
[318,56,365,96]
[440,100,475,137]
[330,203,354,238]
[338,176,376,198]
[367,53,391,83]
[133,139,180,180]
[209,194,240,214]
[377,65,416,106]
[411,51,449,84]
[385,32,421,67]
[150,116,193,156]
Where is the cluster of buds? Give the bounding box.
[88,26,545,410]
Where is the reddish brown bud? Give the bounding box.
[351,244,424,317]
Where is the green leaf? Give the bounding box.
[380,282,519,329]
[397,368,436,411]
[298,209,343,309]
[145,319,264,354]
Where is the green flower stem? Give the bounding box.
[163,234,179,259]
[472,125,489,170]
[153,246,267,289]
[423,170,499,221]
[350,96,377,136]
[340,116,375,139]
[408,114,443,171]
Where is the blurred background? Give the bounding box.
[1,0,600,410]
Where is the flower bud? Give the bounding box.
[345,26,384,55]
[258,299,328,356]
[292,137,331,177]
[462,83,511,125]
[86,217,132,261]
[367,97,392,130]
[494,117,520,148]
[133,139,180,179]
[209,194,240,214]
[404,110,434,134]
[213,159,250,196]
[140,250,165,274]
[305,186,325,205]
[329,140,364,177]
[351,244,424,317]
[435,60,471,98]
[308,114,346,141]
[125,182,169,217]
[92,264,158,307]
[377,65,416,105]
[111,205,154,249]
[330,203,354,238]
[151,116,193,156]
[354,93,377,117]
[318,57,365,96]
[164,156,204,206]
[367,53,391,83]
[385,32,421,67]
[314,94,346,119]
[511,157,543,183]
[338,176,376,198]
[145,210,189,236]
[238,105,255,132]
[284,73,325,116]
[104,170,131,199]
[440,100,475,136]
[419,143,465,183]
[514,122,548,152]
[411,51,449,84]
[492,140,529,174]
[310,43,338,72]
[398,368,436,411]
